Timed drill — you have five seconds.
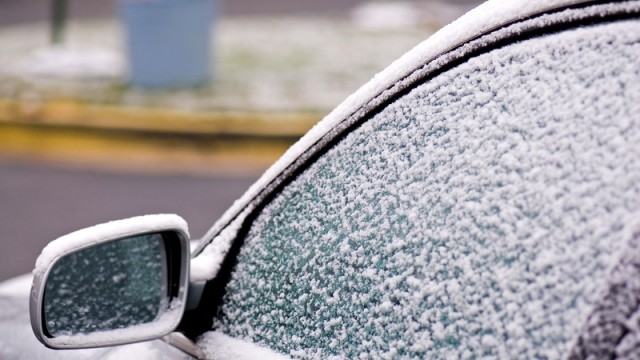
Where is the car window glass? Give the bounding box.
[214,20,640,358]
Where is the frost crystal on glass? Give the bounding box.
[214,21,640,358]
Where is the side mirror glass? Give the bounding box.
[30,214,190,349]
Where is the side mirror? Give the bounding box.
[30,214,190,349]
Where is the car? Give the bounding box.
[2,0,640,358]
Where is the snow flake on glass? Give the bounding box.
[214,20,640,359]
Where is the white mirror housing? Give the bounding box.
[30,214,190,349]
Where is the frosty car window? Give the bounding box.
[212,19,640,358]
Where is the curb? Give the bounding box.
[0,98,323,174]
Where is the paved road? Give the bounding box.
[0,159,257,281]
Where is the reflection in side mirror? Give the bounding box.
[30,214,190,349]
[44,233,166,337]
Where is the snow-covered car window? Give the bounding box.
[213,20,640,358]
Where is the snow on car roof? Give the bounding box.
[192,0,598,280]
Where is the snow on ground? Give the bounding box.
[351,1,470,29]
[0,15,435,112]
[19,45,123,79]
[352,1,423,29]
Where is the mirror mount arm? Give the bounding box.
[186,281,206,311]
[162,332,204,359]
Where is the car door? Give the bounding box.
[186,1,640,358]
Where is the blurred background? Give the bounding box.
[0,0,481,281]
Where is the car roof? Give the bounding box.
[191,0,603,270]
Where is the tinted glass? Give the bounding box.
[215,20,640,357]
[43,234,165,336]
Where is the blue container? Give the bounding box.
[119,0,213,88]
